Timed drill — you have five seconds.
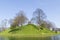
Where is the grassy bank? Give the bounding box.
[0,24,59,37]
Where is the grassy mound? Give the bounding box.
[0,24,56,37]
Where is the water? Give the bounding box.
[0,35,60,40]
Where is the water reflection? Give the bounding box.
[0,36,9,40]
[0,35,60,40]
[9,37,52,40]
[51,35,60,40]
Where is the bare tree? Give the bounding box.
[16,11,28,26]
[40,20,47,30]
[1,19,8,31]
[46,21,56,30]
[10,11,28,29]
[32,8,46,29]
[40,20,56,30]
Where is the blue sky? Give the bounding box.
[0,0,60,28]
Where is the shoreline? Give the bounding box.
[0,33,58,37]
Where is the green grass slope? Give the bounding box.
[0,24,57,37]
